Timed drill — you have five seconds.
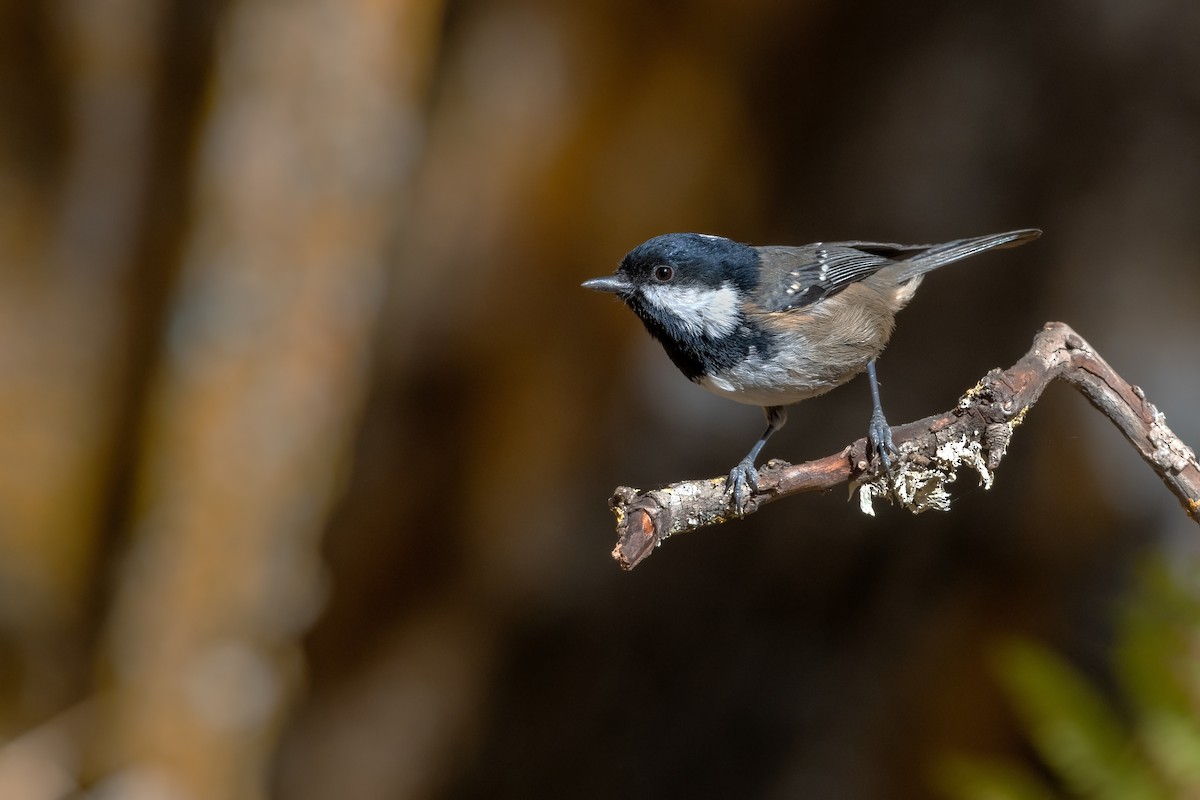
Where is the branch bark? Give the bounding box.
[606,322,1200,570]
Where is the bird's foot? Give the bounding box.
[726,458,760,516]
[868,408,898,476]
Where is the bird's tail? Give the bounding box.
[893,228,1041,283]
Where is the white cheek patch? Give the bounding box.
[640,282,741,338]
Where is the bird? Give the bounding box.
[583,228,1041,514]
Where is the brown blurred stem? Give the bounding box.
[607,322,1200,570]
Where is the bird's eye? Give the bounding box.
[654,265,674,282]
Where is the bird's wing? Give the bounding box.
[754,242,925,312]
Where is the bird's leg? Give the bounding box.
[866,359,898,475]
[728,405,787,515]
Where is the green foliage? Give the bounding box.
[936,754,1061,800]
[936,561,1200,800]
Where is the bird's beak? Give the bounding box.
[582,275,633,294]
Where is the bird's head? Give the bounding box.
[582,233,759,345]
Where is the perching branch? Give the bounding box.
[606,322,1200,570]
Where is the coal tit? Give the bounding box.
[583,228,1041,514]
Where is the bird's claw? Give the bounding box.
[868,408,898,474]
[727,458,760,516]
[867,409,905,504]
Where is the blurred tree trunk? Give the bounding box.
[0,0,164,736]
[0,0,439,796]
[87,0,440,797]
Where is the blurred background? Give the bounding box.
[1,0,1198,798]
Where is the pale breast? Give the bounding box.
[697,336,862,406]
